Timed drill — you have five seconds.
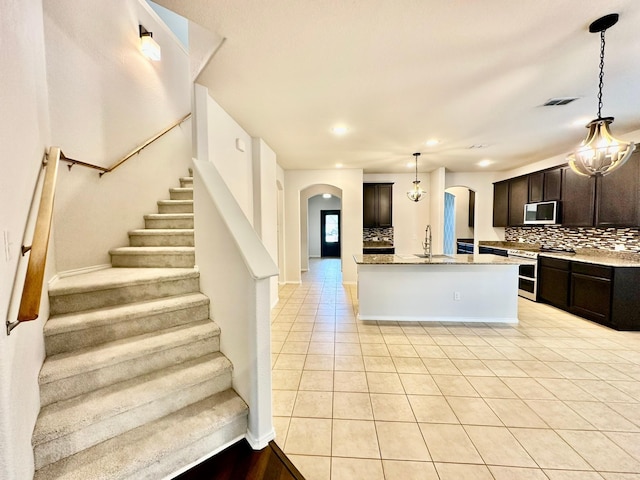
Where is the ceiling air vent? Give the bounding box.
[543,97,579,106]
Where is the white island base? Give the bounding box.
[356,261,519,323]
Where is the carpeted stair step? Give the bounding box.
[157,199,193,214]
[144,213,194,229]
[33,353,233,470]
[128,228,194,247]
[33,389,248,480]
[39,319,221,406]
[169,187,193,200]
[110,246,195,268]
[49,268,200,315]
[44,293,210,355]
[179,176,193,188]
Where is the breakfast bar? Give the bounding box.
[354,253,522,323]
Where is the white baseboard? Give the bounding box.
[49,264,111,286]
[246,428,275,450]
[271,296,280,309]
[161,433,245,480]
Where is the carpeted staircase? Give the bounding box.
[33,175,248,480]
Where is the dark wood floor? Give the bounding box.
[174,440,306,480]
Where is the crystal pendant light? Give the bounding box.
[407,152,426,202]
[567,13,635,177]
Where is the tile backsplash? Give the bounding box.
[363,227,394,243]
[506,226,640,253]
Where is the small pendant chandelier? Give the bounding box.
[567,13,635,177]
[407,152,426,202]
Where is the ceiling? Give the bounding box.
[156,0,640,173]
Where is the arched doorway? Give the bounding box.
[444,186,476,254]
[300,184,343,272]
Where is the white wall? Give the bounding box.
[0,1,52,478]
[363,173,431,254]
[45,0,192,272]
[276,166,286,285]
[252,138,279,307]
[284,170,363,284]
[308,195,342,257]
[445,171,502,246]
[446,186,474,240]
[430,167,446,254]
[201,92,254,222]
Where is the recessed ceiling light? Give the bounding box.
[335,163,343,169]
[407,161,415,168]
[425,139,439,147]
[331,125,348,135]
[478,159,492,167]
[322,193,332,199]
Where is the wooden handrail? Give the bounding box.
[61,113,191,176]
[8,148,61,333]
[8,113,191,334]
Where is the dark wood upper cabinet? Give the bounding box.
[492,180,509,227]
[508,176,529,226]
[529,172,544,203]
[363,184,377,228]
[376,184,393,227]
[529,168,562,203]
[595,150,640,227]
[543,168,562,201]
[561,166,596,227]
[363,183,393,228]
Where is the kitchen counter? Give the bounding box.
[354,254,520,323]
[479,241,640,267]
[354,253,522,266]
[362,241,395,254]
[363,241,393,248]
[479,241,540,251]
[540,249,640,268]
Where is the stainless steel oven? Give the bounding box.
[507,249,538,301]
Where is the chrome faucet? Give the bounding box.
[422,225,432,259]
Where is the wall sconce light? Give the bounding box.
[139,25,161,61]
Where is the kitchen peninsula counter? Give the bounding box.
[354,254,521,323]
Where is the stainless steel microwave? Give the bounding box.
[524,201,558,225]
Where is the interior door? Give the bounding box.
[320,210,341,257]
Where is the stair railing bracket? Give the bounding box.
[6,319,20,336]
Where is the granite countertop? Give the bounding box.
[478,241,640,267]
[363,241,394,248]
[540,248,640,268]
[478,241,541,251]
[353,253,523,265]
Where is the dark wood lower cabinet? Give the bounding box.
[538,257,570,310]
[570,272,612,326]
[538,255,640,331]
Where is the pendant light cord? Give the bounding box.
[597,30,606,119]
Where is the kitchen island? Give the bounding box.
[354,253,522,323]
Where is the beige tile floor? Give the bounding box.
[271,258,640,480]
